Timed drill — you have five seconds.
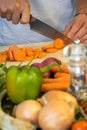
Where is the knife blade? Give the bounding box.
[30,19,73,45]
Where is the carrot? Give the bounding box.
[0,54,8,62]
[42,44,53,51]
[21,47,27,53]
[1,51,8,55]
[41,82,69,92]
[13,49,26,62]
[54,72,70,78]
[43,76,70,83]
[34,48,42,52]
[51,65,70,73]
[24,56,34,61]
[8,48,14,61]
[37,52,46,58]
[54,38,65,49]
[46,48,58,53]
[26,50,34,57]
[26,48,33,52]
[9,45,19,52]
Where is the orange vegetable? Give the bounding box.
[54,72,70,78]
[54,38,65,49]
[51,65,70,73]
[71,120,87,130]
[26,50,34,57]
[46,48,58,53]
[9,44,19,52]
[13,49,26,62]
[37,52,46,58]
[0,54,8,62]
[8,48,14,61]
[42,44,53,51]
[24,56,34,61]
[41,82,69,92]
[43,76,70,83]
[34,48,42,52]
[21,47,27,53]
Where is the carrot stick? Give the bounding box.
[43,76,70,83]
[41,82,69,92]
[51,65,70,73]
[54,72,70,78]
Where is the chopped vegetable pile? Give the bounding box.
[0,38,65,62]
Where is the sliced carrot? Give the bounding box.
[37,52,46,58]
[54,72,70,78]
[26,48,33,52]
[21,47,27,53]
[51,65,70,73]
[24,56,34,61]
[8,48,14,61]
[54,38,65,49]
[46,48,58,53]
[1,51,8,55]
[34,48,42,52]
[26,50,34,57]
[0,54,8,62]
[41,82,69,92]
[42,44,53,51]
[13,49,26,62]
[9,44,19,52]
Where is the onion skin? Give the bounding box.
[38,100,75,130]
[14,100,42,125]
[38,90,78,109]
[41,57,61,66]
[31,62,43,69]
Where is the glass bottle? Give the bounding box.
[63,39,87,102]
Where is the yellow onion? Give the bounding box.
[13,100,42,125]
[38,100,75,130]
[38,90,78,109]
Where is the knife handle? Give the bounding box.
[30,15,36,23]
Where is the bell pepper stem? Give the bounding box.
[40,62,62,73]
[25,55,36,69]
[18,61,24,68]
[0,63,8,73]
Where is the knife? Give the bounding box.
[30,18,73,45]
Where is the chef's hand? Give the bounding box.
[64,14,87,44]
[0,0,31,24]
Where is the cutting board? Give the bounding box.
[0,42,69,67]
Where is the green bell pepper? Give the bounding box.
[6,65,43,104]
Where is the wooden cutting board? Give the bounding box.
[0,42,69,67]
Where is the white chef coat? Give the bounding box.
[0,0,76,46]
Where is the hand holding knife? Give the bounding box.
[30,15,73,45]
